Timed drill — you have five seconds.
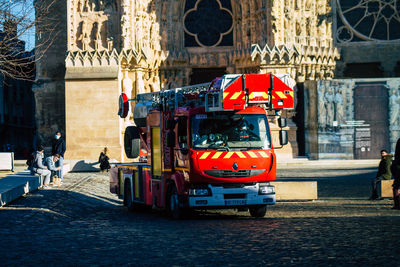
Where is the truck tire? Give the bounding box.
[124,126,140,159]
[168,185,184,219]
[124,181,135,212]
[249,205,267,218]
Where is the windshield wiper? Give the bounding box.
[207,144,230,151]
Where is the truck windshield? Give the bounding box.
[191,113,272,150]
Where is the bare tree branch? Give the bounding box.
[0,0,59,80]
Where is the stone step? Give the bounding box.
[277,159,379,169]
[271,181,318,201]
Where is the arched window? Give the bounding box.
[184,0,233,47]
[336,0,400,42]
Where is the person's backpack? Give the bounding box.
[26,153,35,168]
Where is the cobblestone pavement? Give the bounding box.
[1,167,400,266]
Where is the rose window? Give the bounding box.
[184,0,233,47]
[336,0,400,42]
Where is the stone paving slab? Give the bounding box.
[1,172,400,266]
[0,171,41,207]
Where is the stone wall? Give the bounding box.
[65,78,122,160]
[305,78,400,159]
[34,0,68,145]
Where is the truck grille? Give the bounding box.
[204,169,265,178]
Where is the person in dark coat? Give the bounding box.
[52,131,66,184]
[390,138,400,209]
[99,147,110,172]
[370,149,392,200]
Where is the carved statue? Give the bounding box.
[94,21,102,50]
[77,0,84,13]
[172,0,180,21]
[104,0,115,13]
[390,88,400,125]
[123,70,133,98]
[136,71,145,94]
[150,22,161,51]
[121,13,130,48]
[78,20,91,50]
[334,87,344,124]
[257,0,263,10]
[324,86,335,127]
[161,30,168,51]
[161,1,168,22]
[305,0,312,10]
[90,0,96,11]
[317,84,326,128]
[219,53,227,65]
[83,0,90,12]
[306,18,311,36]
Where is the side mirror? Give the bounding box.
[279,130,288,146]
[166,119,176,130]
[124,126,140,158]
[278,117,287,128]
[166,131,175,147]
[180,147,189,155]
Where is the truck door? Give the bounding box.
[175,116,190,168]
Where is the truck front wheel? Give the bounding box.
[168,185,183,219]
[249,205,267,218]
[124,181,135,212]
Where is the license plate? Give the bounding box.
[224,200,246,206]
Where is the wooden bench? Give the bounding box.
[377,179,393,198]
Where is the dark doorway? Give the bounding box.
[344,63,384,78]
[354,83,389,159]
[395,61,400,77]
[293,83,305,156]
[190,68,226,85]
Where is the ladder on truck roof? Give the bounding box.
[120,74,295,119]
[136,81,211,112]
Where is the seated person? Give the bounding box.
[99,147,111,172]
[370,149,393,200]
[45,154,61,185]
[32,145,52,188]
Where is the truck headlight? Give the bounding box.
[259,185,274,195]
[189,188,211,196]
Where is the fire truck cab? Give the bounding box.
[110,74,294,218]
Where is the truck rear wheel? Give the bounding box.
[249,205,267,218]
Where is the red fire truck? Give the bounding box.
[110,74,294,218]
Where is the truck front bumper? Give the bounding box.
[188,183,275,208]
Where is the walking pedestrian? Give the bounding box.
[32,145,52,188]
[390,138,400,209]
[370,149,392,200]
[52,131,66,184]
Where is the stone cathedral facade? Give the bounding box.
[34,0,343,161]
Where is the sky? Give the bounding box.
[1,0,36,51]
